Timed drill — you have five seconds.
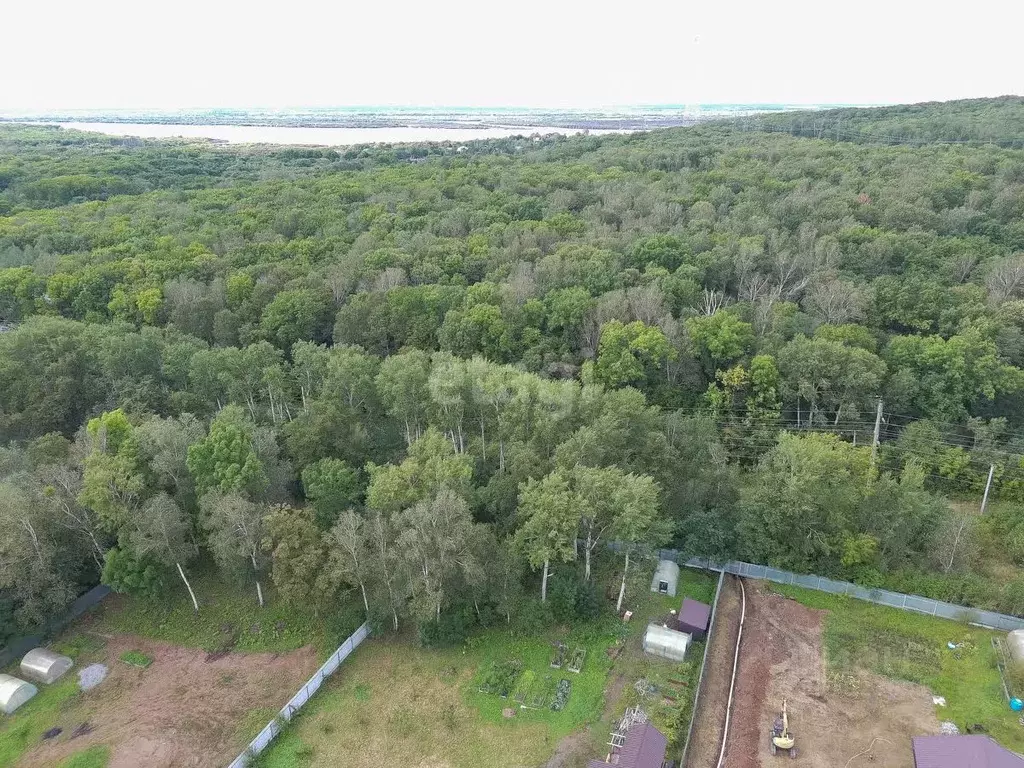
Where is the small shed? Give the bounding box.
[0,674,38,715]
[643,623,690,662]
[679,598,712,641]
[650,559,680,597]
[912,735,1024,767]
[21,648,74,684]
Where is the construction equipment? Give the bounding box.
[769,699,797,758]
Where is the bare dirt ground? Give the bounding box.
[686,576,742,768]
[704,581,939,768]
[18,634,318,768]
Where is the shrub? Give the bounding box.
[513,599,553,636]
[418,605,474,648]
[101,547,166,599]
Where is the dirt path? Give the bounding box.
[692,581,939,768]
[685,575,741,768]
[18,634,318,768]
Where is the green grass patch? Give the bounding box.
[252,569,717,768]
[0,628,112,767]
[771,583,1024,752]
[0,676,82,766]
[118,650,152,668]
[235,707,279,743]
[92,574,362,658]
[58,744,111,768]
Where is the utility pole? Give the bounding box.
[980,464,996,515]
[947,463,996,573]
[868,398,883,478]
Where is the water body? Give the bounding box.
[44,122,627,146]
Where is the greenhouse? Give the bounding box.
[650,559,680,597]
[642,623,690,662]
[0,674,38,715]
[21,648,74,684]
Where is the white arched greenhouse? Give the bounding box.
[0,674,38,714]
[20,648,74,684]
[642,623,691,662]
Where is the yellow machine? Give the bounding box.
[769,699,797,758]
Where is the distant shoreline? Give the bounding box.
[0,104,852,132]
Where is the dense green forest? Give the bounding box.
[4,98,1024,645]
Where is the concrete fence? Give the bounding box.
[656,550,1024,633]
[226,621,371,768]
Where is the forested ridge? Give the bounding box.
[4,98,1024,645]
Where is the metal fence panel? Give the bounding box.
[763,567,793,585]
[903,595,936,615]
[651,545,1024,633]
[227,622,371,768]
[791,574,818,590]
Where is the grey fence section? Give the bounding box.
[0,585,111,669]
[679,569,726,768]
[226,622,371,768]
[654,549,1024,632]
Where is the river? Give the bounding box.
[43,122,627,146]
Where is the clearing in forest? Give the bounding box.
[255,571,718,768]
[690,579,1022,768]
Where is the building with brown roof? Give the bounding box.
[587,721,670,768]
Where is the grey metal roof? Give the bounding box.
[913,736,1024,768]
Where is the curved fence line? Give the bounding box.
[227,622,371,768]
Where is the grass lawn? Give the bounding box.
[58,745,110,768]
[0,676,84,767]
[253,569,717,768]
[772,583,1024,752]
[88,572,362,658]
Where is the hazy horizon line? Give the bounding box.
[0,102,886,115]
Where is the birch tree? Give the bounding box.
[325,509,372,616]
[366,507,404,631]
[611,473,666,613]
[129,492,200,612]
[376,349,432,448]
[0,481,76,628]
[513,472,583,602]
[202,491,269,606]
[395,489,484,621]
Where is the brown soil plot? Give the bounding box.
[17,634,318,768]
[689,580,939,768]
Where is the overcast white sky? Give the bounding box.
[4,0,1022,110]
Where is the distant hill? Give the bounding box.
[733,96,1024,147]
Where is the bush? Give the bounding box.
[418,605,474,648]
[513,599,553,636]
[482,658,523,696]
[549,573,580,623]
[101,547,166,599]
